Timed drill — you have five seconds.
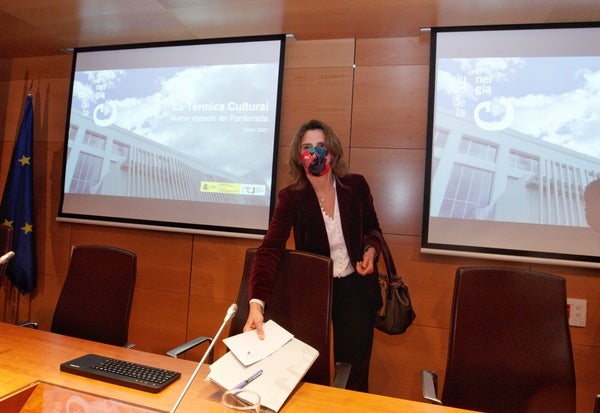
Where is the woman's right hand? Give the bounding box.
[243,301,265,340]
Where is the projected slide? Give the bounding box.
[432,56,600,224]
[58,35,285,237]
[423,24,600,265]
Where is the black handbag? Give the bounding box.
[373,232,415,335]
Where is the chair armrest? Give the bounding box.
[421,369,442,404]
[332,362,351,388]
[166,336,213,363]
[18,321,38,329]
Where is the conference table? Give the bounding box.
[0,322,475,412]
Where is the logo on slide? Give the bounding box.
[474,98,514,132]
[93,102,118,127]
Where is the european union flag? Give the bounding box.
[0,94,36,294]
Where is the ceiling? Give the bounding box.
[1,0,600,59]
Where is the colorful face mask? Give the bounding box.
[301,145,331,177]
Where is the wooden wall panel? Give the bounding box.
[185,296,234,362]
[25,269,63,328]
[530,263,600,346]
[279,67,354,147]
[572,344,600,412]
[350,148,425,236]
[35,196,70,288]
[129,287,189,354]
[0,78,10,145]
[36,138,64,220]
[35,138,70,289]
[285,38,354,68]
[352,65,429,148]
[275,144,292,192]
[190,235,259,299]
[380,235,455,329]
[29,80,70,144]
[0,139,11,186]
[280,38,354,140]
[0,55,71,81]
[371,324,448,400]
[355,37,430,67]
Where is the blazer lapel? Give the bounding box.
[336,180,353,251]
[302,183,330,254]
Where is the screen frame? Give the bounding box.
[421,21,600,268]
[57,34,287,239]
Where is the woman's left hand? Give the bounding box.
[356,246,376,275]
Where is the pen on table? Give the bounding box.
[232,369,263,390]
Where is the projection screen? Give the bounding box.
[421,22,600,268]
[57,34,286,239]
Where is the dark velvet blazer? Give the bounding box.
[249,173,383,308]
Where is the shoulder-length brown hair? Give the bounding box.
[287,119,348,188]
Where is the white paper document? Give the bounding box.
[207,337,319,412]
[222,319,293,366]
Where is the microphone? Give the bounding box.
[170,303,238,413]
[0,251,15,265]
[224,302,238,322]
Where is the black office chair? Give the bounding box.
[22,245,137,347]
[594,394,600,413]
[422,266,576,413]
[168,247,350,388]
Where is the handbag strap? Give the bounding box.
[372,231,397,281]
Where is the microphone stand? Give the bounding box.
[170,304,237,413]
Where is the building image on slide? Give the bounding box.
[431,108,600,229]
[65,112,268,207]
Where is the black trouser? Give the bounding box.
[332,272,378,392]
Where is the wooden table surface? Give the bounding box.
[0,322,476,412]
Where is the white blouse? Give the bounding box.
[321,188,355,278]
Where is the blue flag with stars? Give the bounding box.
[0,94,36,294]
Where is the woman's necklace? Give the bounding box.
[316,186,329,204]
[316,182,334,207]
[314,179,335,219]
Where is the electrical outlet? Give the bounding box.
[567,298,587,327]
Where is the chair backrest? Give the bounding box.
[441,267,576,413]
[51,245,137,347]
[230,248,333,386]
[0,225,13,281]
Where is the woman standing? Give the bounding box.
[243,119,383,392]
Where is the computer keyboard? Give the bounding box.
[60,353,181,393]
